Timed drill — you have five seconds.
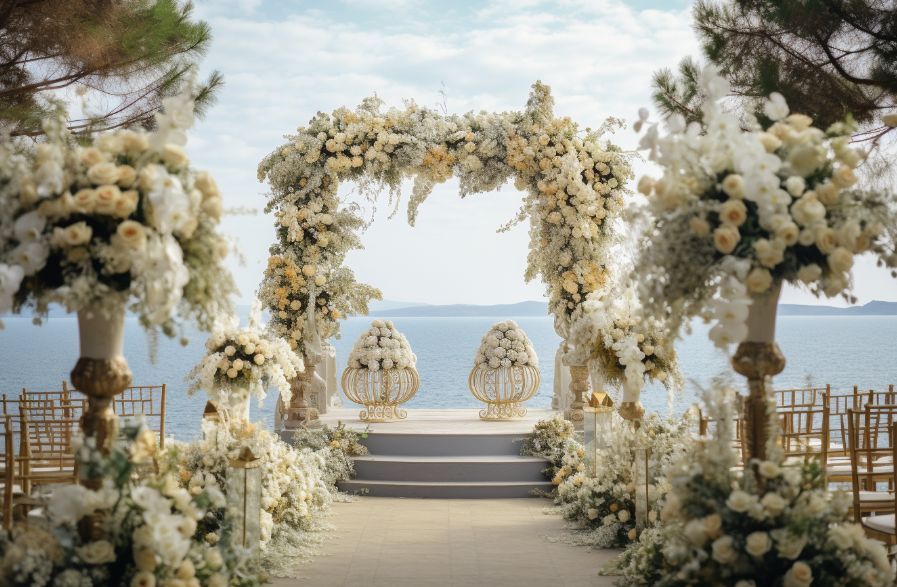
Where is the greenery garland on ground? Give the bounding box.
[257,83,633,357]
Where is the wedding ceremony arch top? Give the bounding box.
[257,82,633,356]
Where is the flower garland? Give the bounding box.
[257,83,632,355]
[520,416,579,482]
[0,422,260,587]
[633,65,897,351]
[473,320,538,369]
[610,381,894,586]
[0,92,235,335]
[291,422,370,488]
[187,304,303,412]
[553,414,691,549]
[347,319,416,371]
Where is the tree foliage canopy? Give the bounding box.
[0,0,221,137]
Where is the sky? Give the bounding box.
[187,0,897,307]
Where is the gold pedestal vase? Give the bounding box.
[468,364,540,420]
[281,353,322,429]
[341,367,419,422]
[70,303,132,539]
[565,364,590,428]
[731,282,785,464]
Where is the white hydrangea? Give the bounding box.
[473,320,538,369]
[348,319,416,371]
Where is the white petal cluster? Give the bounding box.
[187,306,303,409]
[473,320,538,369]
[615,381,894,585]
[633,65,896,351]
[347,319,416,371]
[0,90,235,335]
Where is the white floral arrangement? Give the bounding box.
[633,65,897,350]
[0,91,235,334]
[473,320,538,369]
[567,288,680,396]
[553,414,690,549]
[520,416,579,482]
[174,420,333,576]
[187,304,303,410]
[347,319,416,371]
[0,422,260,586]
[610,381,894,586]
[258,83,632,355]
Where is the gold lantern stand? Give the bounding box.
[468,364,540,420]
[227,446,262,553]
[341,366,420,422]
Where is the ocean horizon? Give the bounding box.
[2,313,895,440]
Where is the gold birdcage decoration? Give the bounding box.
[341,367,420,422]
[467,364,540,420]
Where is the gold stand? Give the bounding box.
[565,365,589,427]
[732,341,785,464]
[70,356,132,540]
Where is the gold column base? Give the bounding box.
[565,364,590,428]
[281,371,321,429]
[731,341,785,464]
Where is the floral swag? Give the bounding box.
[257,82,633,363]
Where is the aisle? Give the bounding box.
[270,497,619,587]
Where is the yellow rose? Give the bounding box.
[746,267,773,293]
[713,225,740,254]
[87,162,120,185]
[94,184,121,215]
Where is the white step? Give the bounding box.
[352,454,548,483]
[360,432,526,456]
[338,479,554,499]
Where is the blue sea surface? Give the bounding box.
[1,315,894,440]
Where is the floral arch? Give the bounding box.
[257,82,633,420]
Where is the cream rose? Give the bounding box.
[162,144,190,169]
[757,461,781,478]
[719,199,747,226]
[831,165,857,189]
[816,182,839,206]
[115,190,139,218]
[121,130,150,153]
[797,263,822,283]
[117,165,137,188]
[753,239,783,268]
[59,222,93,247]
[690,216,710,237]
[827,247,854,274]
[711,536,738,564]
[207,573,227,587]
[721,174,745,198]
[775,222,799,246]
[726,490,756,513]
[684,519,707,545]
[784,175,806,197]
[73,188,96,213]
[131,571,156,587]
[745,267,773,293]
[79,147,106,167]
[702,513,722,539]
[783,561,813,587]
[87,162,120,185]
[134,548,157,571]
[94,184,121,215]
[745,531,772,557]
[195,171,220,199]
[617,509,631,523]
[761,492,787,515]
[758,132,782,152]
[116,220,147,249]
[77,540,116,564]
[815,227,838,254]
[713,225,740,254]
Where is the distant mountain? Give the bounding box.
[371,301,548,317]
[779,300,897,316]
[368,299,429,312]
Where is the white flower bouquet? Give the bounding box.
[0,422,260,586]
[0,92,235,334]
[187,305,303,412]
[520,416,579,482]
[553,414,690,549]
[174,420,333,575]
[347,319,416,371]
[610,382,894,586]
[633,66,897,349]
[473,320,538,369]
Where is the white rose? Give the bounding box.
[745,531,772,557]
[745,267,773,293]
[764,92,789,121]
[774,531,807,560]
[784,176,805,197]
[776,222,800,246]
[761,492,787,515]
[713,225,740,254]
[757,461,781,478]
[684,519,707,545]
[783,561,813,587]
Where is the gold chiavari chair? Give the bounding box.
[1,415,16,528]
[775,385,827,411]
[112,384,167,447]
[847,408,897,531]
[779,402,829,468]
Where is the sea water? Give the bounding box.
[1,315,894,439]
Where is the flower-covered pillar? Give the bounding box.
[732,282,785,463]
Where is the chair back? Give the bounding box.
[779,402,829,466]
[112,384,167,448]
[775,385,826,411]
[847,407,897,521]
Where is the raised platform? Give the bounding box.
[313,408,556,498]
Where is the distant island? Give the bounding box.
[370,300,897,318]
